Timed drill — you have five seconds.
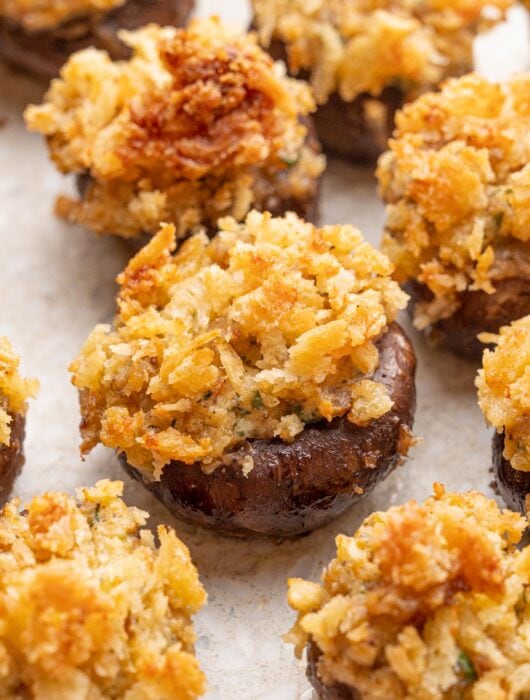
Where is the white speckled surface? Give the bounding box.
[0,4,529,699]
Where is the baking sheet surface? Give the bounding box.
[0,4,529,698]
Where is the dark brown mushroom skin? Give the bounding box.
[404,243,530,361]
[492,431,530,514]
[262,35,404,161]
[0,0,194,80]
[306,642,358,700]
[120,322,416,539]
[0,412,25,507]
[252,113,322,225]
[308,87,404,162]
[76,115,323,251]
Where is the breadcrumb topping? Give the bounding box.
[287,484,530,699]
[251,0,512,105]
[378,73,530,329]
[25,19,324,241]
[70,211,407,477]
[0,479,206,699]
[0,0,124,31]
[0,337,38,447]
[477,316,530,473]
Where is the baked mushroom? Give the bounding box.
[0,479,206,698]
[0,337,37,505]
[287,484,530,699]
[476,315,530,513]
[25,18,325,247]
[69,211,416,539]
[251,0,513,161]
[378,73,530,360]
[0,0,194,80]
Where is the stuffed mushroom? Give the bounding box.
[0,479,206,698]
[477,315,530,513]
[378,73,530,360]
[25,18,325,247]
[0,337,37,505]
[251,0,513,161]
[287,484,530,699]
[70,211,416,539]
[0,0,194,80]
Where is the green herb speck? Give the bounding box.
[493,211,505,229]
[252,391,264,409]
[457,651,477,682]
[203,390,212,401]
[280,153,300,167]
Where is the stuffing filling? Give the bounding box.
[70,211,408,477]
[0,479,206,699]
[477,316,530,473]
[251,0,512,105]
[0,337,38,447]
[287,484,530,700]
[378,73,530,329]
[0,0,125,32]
[25,19,324,240]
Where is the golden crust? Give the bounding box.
[477,316,530,472]
[378,73,530,329]
[69,211,408,476]
[0,0,125,31]
[25,20,324,240]
[0,479,206,699]
[251,0,512,104]
[287,484,530,699]
[0,337,38,447]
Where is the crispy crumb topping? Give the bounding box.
[287,484,529,699]
[378,73,530,329]
[0,337,38,447]
[0,479,206,699]
[24,19,324,241]
[477,316,530,473]
[0,0,124,31]
[70,212,408,476]
[251,0,512,104]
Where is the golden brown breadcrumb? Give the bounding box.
[0,479,206,699]
[0,0,124,31]
[0,337,38,446]
[25,19,324,241]
[252,0,512,105]
[69,211,408,476]
[378,73,530,329]
[287,484,530,700]
[477,316,530,473]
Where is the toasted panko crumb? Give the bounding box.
[70,211,408,476]
[252,0,512,105]
[0,337,38,446]
[0,479,206,699]
[477,315,530,473]
[0,0,124,31]
[24,19,324,241]
[378,73,530,329]
[287,484,530,699]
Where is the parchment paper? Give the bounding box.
[0,4,529,698]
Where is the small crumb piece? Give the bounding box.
[0,337,38,446]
